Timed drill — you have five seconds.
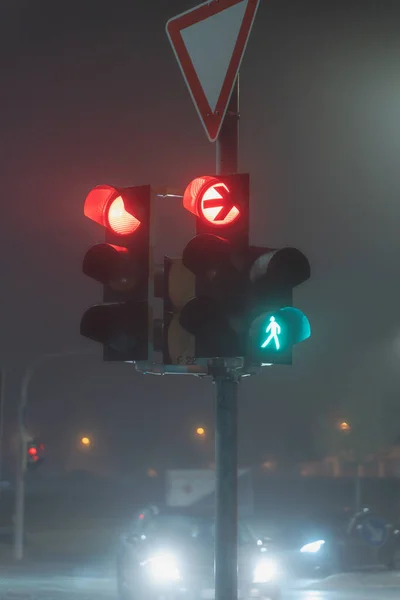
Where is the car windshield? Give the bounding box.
[144,515,254,545]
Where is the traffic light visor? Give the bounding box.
[84,185,141,235]
[183,176,240,227]
[82,243,131,286]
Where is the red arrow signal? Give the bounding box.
[200,182,240,226]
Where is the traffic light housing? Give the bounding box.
[179,174,311,363]
[245,247,311,364]
[26,441,44,471]
[81,184,152,361]
[180,174,249,358]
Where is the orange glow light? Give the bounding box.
[81,436,91,446]
[338,421,351,432]
[196,427,205,436]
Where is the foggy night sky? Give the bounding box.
[1,0,400,474]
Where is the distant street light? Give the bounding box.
[338,421,352,433]
[80,436,91,447]
[262,460,276,472]
[195,426,206,437]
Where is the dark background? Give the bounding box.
[1,0,400,477]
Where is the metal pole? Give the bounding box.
[14,425,26,560]
[355,463,362,512]
[213,74,240,600]
[216,76,239,175]
[14,349,96,560]
[214,368,239,600]
[14,361,37,560]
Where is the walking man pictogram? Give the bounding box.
[261,316,281,350]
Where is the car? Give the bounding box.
[256,509,400,577]
[117,505,281,600]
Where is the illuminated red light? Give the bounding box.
[28,447,37,456]
[183,177,240,226]
[139,513,144,520]
[84,185,141,236]
[106,196,140,236]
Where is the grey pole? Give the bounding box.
[213,366,239,600]
[214,76,240,600]
[14,350,96,560]
[14,360,36,561]
[14,398,27,560]
[216,76,239,175]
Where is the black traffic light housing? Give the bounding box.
[81,184,152,361]
[245,246,311,365]
[179,174,250,359]
[179,173,311,363]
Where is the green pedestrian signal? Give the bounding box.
[249,307,311,365]
[261,316,281,350]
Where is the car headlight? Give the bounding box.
[253,559,278,583]
[141,553,181,581]
[300,540,325,553]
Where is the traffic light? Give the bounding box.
[179,174,250,358]
[179,174,311,363]
[26,441,44,471]
[245,248,311,364]
[81,184,152,361]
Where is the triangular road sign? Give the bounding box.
[166,0,260,142]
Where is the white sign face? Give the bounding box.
[166,468,251,509]
[166,0,260,142]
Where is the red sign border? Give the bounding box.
[166,0,260,142]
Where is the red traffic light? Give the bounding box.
[27,441,45,467]
[84,185,141,236]
[183,176,240,227]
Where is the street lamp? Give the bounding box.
[195,426,206,437]
[338,421,352,433]
[80,436,91,447]
[14,349,96,560]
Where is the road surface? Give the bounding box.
[0,568,400,599]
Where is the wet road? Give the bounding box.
[0,569,399,600]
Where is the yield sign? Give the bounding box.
[166,0,260,142]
